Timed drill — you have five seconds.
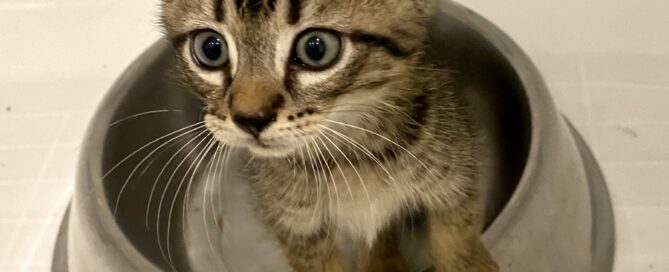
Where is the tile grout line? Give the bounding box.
[19,184,74,271]
[601,161,669,167]
[1,114,71,268]
[19,112,77,271]
[0,143,82,152]
[583,81,669,90]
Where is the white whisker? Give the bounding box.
[166,136,217,265]
[318,124,396,184]
[155,133,211,264]
[325,119,437,177]
[319,131,376,235]
[303,137,324,226]
[145,129,210,229]
[310,136,341,220]
[107,110,187,129]
[204,142,228,269]
[102,122,205,179]
[113,125,207,215]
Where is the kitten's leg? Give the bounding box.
[357,225,409,272]
[275,228,346,272]
[426,206,498,272]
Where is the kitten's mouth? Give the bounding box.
[204,114,310,158]
[245,139,294,157]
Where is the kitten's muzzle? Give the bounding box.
[228,77,285,138]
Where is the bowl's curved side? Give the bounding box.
[65,40,201,271]
[434,2,613,271]
[567,119,616,272]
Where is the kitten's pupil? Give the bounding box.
[203,36,223,61]
[305,36,327,61]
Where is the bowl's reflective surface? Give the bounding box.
[53,1,614,271]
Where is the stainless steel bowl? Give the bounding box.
[52,1,614,271]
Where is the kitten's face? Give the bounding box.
[162,0,431,157]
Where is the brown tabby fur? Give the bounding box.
[161,0,498,271]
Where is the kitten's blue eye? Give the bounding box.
[294,30,341,70]
[192,30,229,68]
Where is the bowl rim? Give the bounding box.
[441,2,557,241]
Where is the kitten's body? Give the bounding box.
[248,69,490,271]
[162,0,498,271]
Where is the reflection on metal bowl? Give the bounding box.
[52,1,614,271]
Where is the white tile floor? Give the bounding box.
[0,0,667,271]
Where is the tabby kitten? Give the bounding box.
[161,0,498,271]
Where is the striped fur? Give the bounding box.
[161,0,498,271]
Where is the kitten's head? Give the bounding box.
[162,0,434,157]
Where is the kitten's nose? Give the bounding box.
[228,76,285,138]
[232,112,276,138]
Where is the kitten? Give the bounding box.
[161,0,498,271]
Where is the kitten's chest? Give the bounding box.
[325,167,416,245]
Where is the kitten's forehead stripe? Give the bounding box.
[214,0,224,21]
[267,0,277,11]
[247,0,263,13]
[288,0,301,25]
[234,0,275,17]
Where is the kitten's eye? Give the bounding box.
[294,30,341,70]
[191,30,229,69]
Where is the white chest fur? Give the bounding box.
[325,167,415,246]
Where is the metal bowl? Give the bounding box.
[52,1,614,271]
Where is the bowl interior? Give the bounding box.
[427,10,533,228]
